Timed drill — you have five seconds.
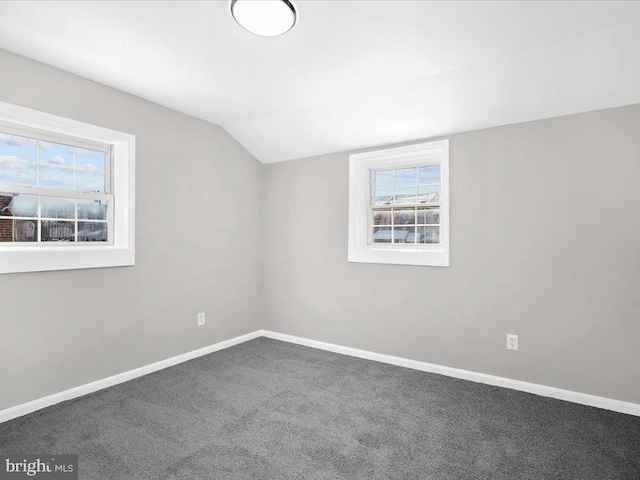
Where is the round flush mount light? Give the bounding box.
[231,0,297,37]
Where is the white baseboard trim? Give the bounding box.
[0,330,262,424]
[260,330,640,417]
[3,329,638,424]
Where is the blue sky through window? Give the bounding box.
[0,133,36,185]
[0,133,106,191]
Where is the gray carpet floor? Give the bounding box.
[1,337,639,479]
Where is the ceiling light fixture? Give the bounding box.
[230,0,297,37]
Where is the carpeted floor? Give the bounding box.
[1,337,639,479]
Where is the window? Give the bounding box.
[348,140,449,267]
[0,101,135,274]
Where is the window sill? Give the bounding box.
[0,246,135,274]
[348,245,449,267]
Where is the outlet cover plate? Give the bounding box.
[507,334,518,351]
[197,312,205,327]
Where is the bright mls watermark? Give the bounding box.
[0,455,77,479]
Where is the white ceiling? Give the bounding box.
[0,1,639,164]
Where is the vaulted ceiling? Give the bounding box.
[0,1,639,163]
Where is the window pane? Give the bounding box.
[393,208,415,225]
[0,193,38,217]
[375,170,393,190]
[41,220,75,242]
[41,196,75,219]
[417,226,439,244]
[78,199,107,220]
[39,141,73,166]
[75,148,106,171]
[372,209,391,225]
[374,188,393,205]
[0,133,37,186]
[372,226,392,243]
[394,168,417,187]
[393,226,414,243]
[77,222,107,242]
[419,165,440,184]
[418,184,439,204]
[39,165,74,189]
[417,207,439,225]
[75,170,105,192]
[75,148,106,192]
[394,186,417,204]
[0,218,37,242]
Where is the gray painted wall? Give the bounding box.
[2,47,639,412]
[0,49,262,410]
[262,105,640,404]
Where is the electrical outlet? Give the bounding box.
[197,312,205,327]
[506,334,518,351]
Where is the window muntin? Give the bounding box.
[371,165,440,245]
[0,128,112,245]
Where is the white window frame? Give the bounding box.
[348,139,449,267]
[0,101,135,274]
